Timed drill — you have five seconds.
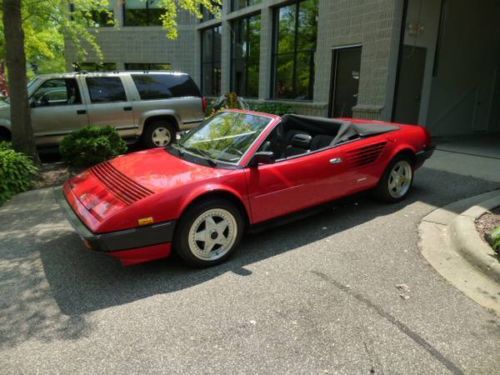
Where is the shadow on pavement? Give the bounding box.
[0,166,498,349]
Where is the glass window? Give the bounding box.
[231,14,260,98]
[201,25,222,96]
[32,79,82,107]
[131,74,201,99]
[125,63,172,71]
[89,0,116,27]
[272,0,318,100]
[124,0,163,26]
[78,62,117,72]
[200,1,221,22]
[86,77,127,103]
[179,111,271,163]
[231,0,261,12]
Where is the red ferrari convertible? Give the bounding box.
[57,110,434,267]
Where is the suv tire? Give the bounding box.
[142,120,176,148]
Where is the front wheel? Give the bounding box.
[374,156,414,203]
[174,199,244,267]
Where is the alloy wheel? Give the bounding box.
[188,208,238,261]
[151,127,171,146]
[388,160,413,199]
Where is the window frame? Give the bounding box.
[200,25,222,96]
[123,0,163,27]
[271,0,318,101]
[85,76,128,104]
[31,78,82,107]
[230,0,261,12]
[230,13,261,98]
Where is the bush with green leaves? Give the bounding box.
[60,126,127,167]
[487,226,500,254]
[249,102,292,116]
[0,142,38,205]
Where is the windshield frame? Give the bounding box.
[175,110,277,167]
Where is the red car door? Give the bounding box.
[246,148,352,224]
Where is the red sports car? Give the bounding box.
[57,110,434,267]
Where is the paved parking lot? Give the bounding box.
[1,148,499,374]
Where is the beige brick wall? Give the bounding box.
[314,0,403,120]
[66,0,403,119]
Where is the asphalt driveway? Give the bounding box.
[1,148,499,374]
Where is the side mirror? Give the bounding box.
[249,151,275,167]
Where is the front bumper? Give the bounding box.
[55,187,175,259]
[415,145,435,168]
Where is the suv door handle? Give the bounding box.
[123,106,132,111]
[76,109,87,115]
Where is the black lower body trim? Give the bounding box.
[415,145,435,168]
[55,187,175,252]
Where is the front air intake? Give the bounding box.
[90,161,153,205]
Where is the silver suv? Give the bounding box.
[0,71,206,148]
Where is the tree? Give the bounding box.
[0,0,221,159]
[2,0,36,159]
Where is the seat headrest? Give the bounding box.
[290,133,312,149]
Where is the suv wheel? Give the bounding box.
[143,121,176,148]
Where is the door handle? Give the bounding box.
[76,109,86,115]
[329,157,343,164]
[123,106,132,111]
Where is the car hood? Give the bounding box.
[66,148,232,232]
[107,148,228,192]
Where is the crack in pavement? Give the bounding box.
[311,270,464,375]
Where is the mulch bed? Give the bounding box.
[475,206,500,254]
[33,162,84,189]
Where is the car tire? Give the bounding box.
[142,120,176,148]
[374,155,414,203]
[174,199,245,267]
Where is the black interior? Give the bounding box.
[259,114,399,159]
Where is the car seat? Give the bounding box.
[285,132,312,157]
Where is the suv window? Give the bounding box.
[131,74,201,100]
[32,79,82,107]
[86,77,127,103]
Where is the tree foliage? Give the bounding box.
[0,0,112,75]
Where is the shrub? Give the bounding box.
[0,143,38,205]
[487,226,500,254]
[249,102,292,116]
[60,126,127,167]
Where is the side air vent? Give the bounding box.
[347,142,387,167]
[91,161,153,205]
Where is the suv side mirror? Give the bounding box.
[249,151,275,167]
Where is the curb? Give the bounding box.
[449,194,500,283]
[419,189,500,315]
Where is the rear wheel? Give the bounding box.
[174,199,244,267]
[374,156,414,203]
[142,120,176,148]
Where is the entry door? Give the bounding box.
[83,76,135,133]
[330,46,362,118]
[393,45,427,124]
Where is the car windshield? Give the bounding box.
[177,111,272,164]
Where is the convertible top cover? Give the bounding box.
[281,114,400,145]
